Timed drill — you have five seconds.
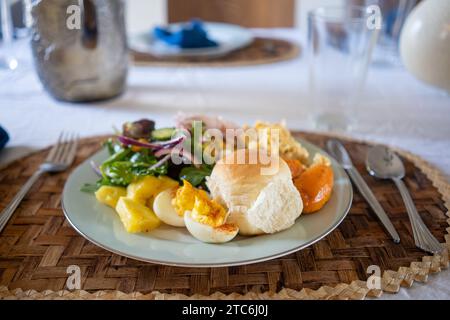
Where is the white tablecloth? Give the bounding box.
[1,29,449,299]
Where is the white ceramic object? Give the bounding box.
[400,0,450,92]
[62,139,352,267]
[129,22,254,59]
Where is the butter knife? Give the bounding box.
[326,139,401,243]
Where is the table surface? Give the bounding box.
[1,29,449,299]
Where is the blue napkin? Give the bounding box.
[153,20,218,49]
[0,125,9,151]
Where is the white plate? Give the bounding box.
[129,22,254,58]
[62,138,352,267]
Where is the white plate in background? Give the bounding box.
[129,22,254,58]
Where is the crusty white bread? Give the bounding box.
[207,149,303,235]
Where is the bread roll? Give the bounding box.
[207,149,303,235]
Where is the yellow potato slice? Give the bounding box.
[115,197,161,233]
[95,186,127,208]
[127,176,162,204]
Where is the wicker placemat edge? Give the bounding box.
[131,37,301,68]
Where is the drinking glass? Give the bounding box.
[0,0,18,70]
[365,0,418,67]
[0,0,33,87]
[308,6,379,132]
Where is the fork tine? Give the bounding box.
[46,132,64,163]
[61,133,79,166]
[66,134,79,165]
[54,132,69,163]
[57,132,73,164]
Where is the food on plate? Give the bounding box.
[158,176,180,191]
[115,197,161,233]
[153,188,185,227]
[127,175,178,205]
[172,180,209,216]
[127,176,163,204]
[152,178,238,242]
[175,112,240,135]
[83,115,335,243]
[293,154,334,214]
[284,158,305,179]
[190,193,227,227]
[184,211,239,244]
[151,127,176,141]
[249,121,310,163]
[95,186,127,208]
[207,149,303,235]
[123,119,155,139]
[171,180,237,243]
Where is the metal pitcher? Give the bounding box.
[31,0,128,102]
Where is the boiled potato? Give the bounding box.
[146,198,155,210]
[95,186,127,208]
[158,176,179,191]
[115,197,161,233]
[144,177,179,211]
[127,176,162,204]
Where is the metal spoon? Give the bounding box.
[366,145,442,254]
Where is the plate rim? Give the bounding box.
[61,139,353,268]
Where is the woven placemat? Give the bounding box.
[0,132,448,300]
[131,37,300,67]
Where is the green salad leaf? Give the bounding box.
[179,165,213,188]
[81,144,169,193]
[102,161,135,186]
[82,119,222,194]
[103,138,122,156]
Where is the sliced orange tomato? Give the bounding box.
[294,163,334,214]
[284,158,305,179]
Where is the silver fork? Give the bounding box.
[0,132,79,233]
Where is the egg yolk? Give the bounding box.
[191,196,227,227]
[172,180,209,216]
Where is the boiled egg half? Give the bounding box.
[153,188,185,227]
[184,196,239,244]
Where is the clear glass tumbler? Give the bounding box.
[308,6,379,132]
[0,0,18,71]
[365,0,418,67]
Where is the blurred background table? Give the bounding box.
[0,28,449,299]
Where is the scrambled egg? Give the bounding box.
[248,121,310,164]
[172,180,226,227]
[312,153,331,167]
[173,180,207,216]
[191,196,227,227]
